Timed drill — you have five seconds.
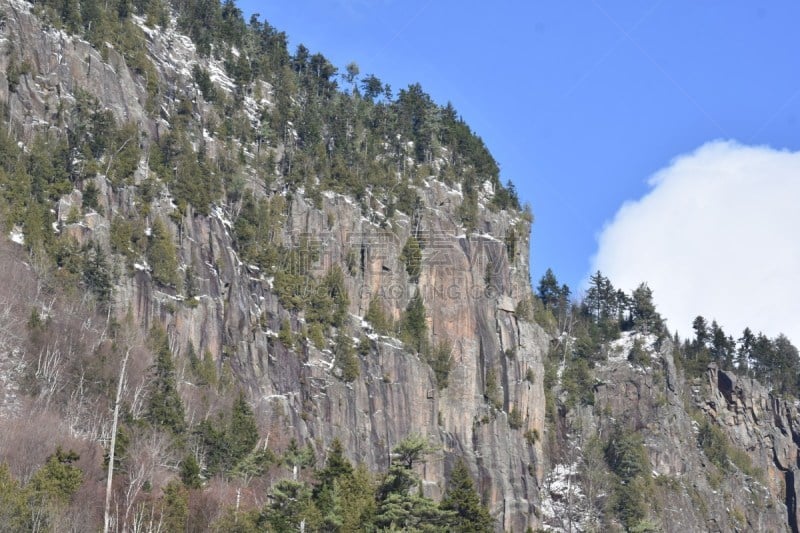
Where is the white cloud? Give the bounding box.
[590,140,800,344]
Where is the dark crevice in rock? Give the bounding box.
[787,470,799,533]
[717,369,735,405]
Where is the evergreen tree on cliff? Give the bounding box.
[440,459,494,532]
[146,326,186,434]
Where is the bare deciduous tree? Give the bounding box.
[104,345,132,533]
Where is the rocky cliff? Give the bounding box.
[3,0,800,531]
[540,331,798,532]
[0,0,547,529]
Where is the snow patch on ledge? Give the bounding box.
[8,227,24,245]
[606,331,658,364]
[212,205,233,229]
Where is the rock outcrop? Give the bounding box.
[701,364,800,532]
[541,332,794,532]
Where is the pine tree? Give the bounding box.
[400,236,422,282]
[82,180,100,212]
[0,464,27,531]
[692,316,709,348]
[147,217,179,287]
[535,269,572,330]
[316,439,353,490]
[229,390,259,464]
[605,427,648,482]
[750,333,774,381]
[311,266,349,328]
[710,321,735,368]
[770,334,800,394]
[314,439,354,530]
[265,479,322,532]
[401,289,427,354]
[29,447,83,505]
[365,296,391,334]
[426,339,453,389]
[334,331,360,382]
[457,181,479,232]
[583,271,622,341]
[195,416,228,475]
[337,464,377,531]
[146,326,186,434]
[184,265,197,300]
[361,74,383,100]
[537,268,560,308]
[504,227,517,259]
[180,454,202,489]
[440,459,494,532]
[375,435,452,530]
[630,283,662,335]
[161,481,189,533]
[83,241,113,305]
[737,327,755,371]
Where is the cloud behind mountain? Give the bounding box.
[591,140,800,344]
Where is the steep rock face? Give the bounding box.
[161,188,548,531]
[542,333,791,532]
[701,364,800,532]
[0,1,547,529]
[0,0,149,136]
[157,188,548,531]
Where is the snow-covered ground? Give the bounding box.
[8,226,24,246]
[0,306,25,418]
[539,460,592,532]
[606,330,658,364]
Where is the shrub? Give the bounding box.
[561,358,594,408]
[697,418,758,477]
[628,338,648,366]
[334,332,359,382]
[525,368,535,384]
[425,340,453,389]
[147,217,179,287]
[400,290,427,354]
[365,296,392,335]
[515,297,534,322]
[192,65,217,102]
[278,319,294,348]
[485,367,502,409]
[308,322,326,350]
[605,428,648,482]
[400,236,422,282]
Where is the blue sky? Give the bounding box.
[236,0,800,297]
